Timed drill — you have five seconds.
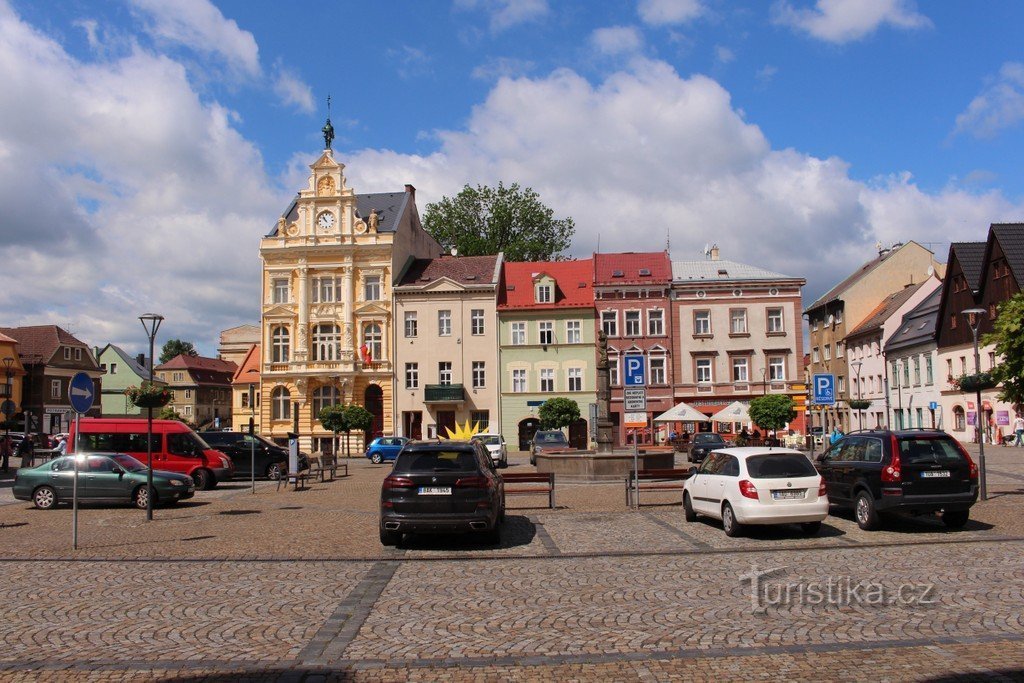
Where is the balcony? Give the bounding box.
[424,384,465,404]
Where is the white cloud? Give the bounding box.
[454,0,549,33]
[715,45,735,64]
[128,0,260,77]
[590,26,644,56]
[638,0,705,26]
[387,45,433,80]
[757,64,778,83]
[772,0,932,44]
[343,58,1024,306]
[954,62,1024,140]
[273,63,315,113]
[471,57,535,81]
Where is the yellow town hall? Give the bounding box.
[258,134,441,453]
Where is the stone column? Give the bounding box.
[596,331,614,453]
[295,260,309,362]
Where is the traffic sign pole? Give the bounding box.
[67,372,94,551]
[72,411,80,550]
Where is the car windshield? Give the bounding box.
[395,449,478,472]
[899,438,966,466]
[693,433,724,444]
[111,454,147,472]
[477,435,501,445]
[746,453,816,478]
[537,432,567,444]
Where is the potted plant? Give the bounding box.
[846,399,871,410]
[124,382,172,409]
[951,372,997,393]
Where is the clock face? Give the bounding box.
[317,212,335,231]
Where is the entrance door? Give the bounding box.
[568,418,588,450]
[437,411,456,438]
[403,411,422,440]
[364,385,384,447]
[518,418,541,451]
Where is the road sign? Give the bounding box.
[68,372,95,413]
[929,401,938,411]
[0,400,13,416]
[624,412,647,428]
[624,355,646,386]
[812,374,835,406]
[624,387,647,412]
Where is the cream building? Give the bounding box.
[258,143,441,453]
[393,254,503,439]
[218,324,260,367]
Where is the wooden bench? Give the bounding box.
[321,454,348,481]
[502,472,555,509]
[277,456,320,491]
[625,468,693,507]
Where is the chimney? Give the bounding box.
[710,244,720,261]
[137,354,146,367]
[405,184,416,200]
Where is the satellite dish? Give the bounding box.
[450,247,458,257]
[827,314,835,325]
[927,265,935,277]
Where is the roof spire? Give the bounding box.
[322,94,334,150]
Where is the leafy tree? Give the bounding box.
[159,339,198,364]
[748,395,796,433]
[423,182,575,262]
[323,404,374,457]
[319,405,348,457]
[157,406,189,425]
[538,397,581,431]
[985,293,1024,409]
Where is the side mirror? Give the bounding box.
[111,466,124,475]
[815,454,826,463]
[689,465,698,476]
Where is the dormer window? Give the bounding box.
[638,268,651,276]
[536,283,553,303]
[612,270,624,278]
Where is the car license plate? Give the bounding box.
[418,486,452,495]
[772,490,804,500]
[921,471,950,478]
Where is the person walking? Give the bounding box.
[1014,413,1024,447]
[16,433,34,469]
[0,435,11,473]
[54,435,67,457]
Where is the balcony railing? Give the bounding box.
[424,384,466,404]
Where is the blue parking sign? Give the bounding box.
[812,374,835,406]
[624,355,646,386]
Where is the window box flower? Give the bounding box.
[951,372,997,393]
[124,382,172,408]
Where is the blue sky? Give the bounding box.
[3,0,1024,355]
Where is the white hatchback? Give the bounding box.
[472,433,508,468]
[682,447,829,537]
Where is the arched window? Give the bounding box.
[953,405,965,432]
[312,324,340,361]
[271,327,290,363]
[363,323,382,361]
[312,385,339,418]
[272,386,291,420]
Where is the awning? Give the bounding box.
[710,400,751,424]
[653,401,709,423]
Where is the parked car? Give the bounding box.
[529,430,569,465]
[13,453,195,510]
[365,436,410,464]
[472,433,508,468]
[198,431,308,480]
[71,419,234,490]
[688,432,727,463]
[379,440,504,546]
[683,447,829,537]
[815,429,978,530]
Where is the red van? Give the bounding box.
[69,418,234,490]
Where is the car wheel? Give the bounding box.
[941,510,970,528]
[854,491,880,530]
[722,503,742,537]
[379,528,401,546]
[683,493,697,522]
[33,486,56,510]
[800,521,822,536]
[266,463,284,480]
[371,452,383,464]
[134,485,154,510]
[192,468,214,491]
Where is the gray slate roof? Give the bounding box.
[884,286,941,353]
[950,241,986,291]
[990,223,1024,286]
[671,259,797,282]
[105,344,151,378]
[267,191,410,236]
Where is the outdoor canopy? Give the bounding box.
[653,401,709,423]
[710,400,751,424]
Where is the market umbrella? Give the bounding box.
[710,400,751,424]
[654,401,709,423]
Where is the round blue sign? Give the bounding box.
[68,372,95,413]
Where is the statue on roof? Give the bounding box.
[322,94,334,150]
[367,208,379,233]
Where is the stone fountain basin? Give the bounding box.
[534,448,675,479]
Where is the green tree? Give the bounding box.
[538,397,581,431]
[985,293,1024,409]
[157,406,189,425]
[318,404,348,457]
[334,404,373,457]
[748,395,797,434]
[422,182,575,262]
[159,339,198,364]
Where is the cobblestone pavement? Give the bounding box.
[0,444,1021,680]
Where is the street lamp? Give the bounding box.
[963,307,988,501]
[761,368,767,396]
[851,360,863,432]
[2,357,13,472]
[139,313,164,521]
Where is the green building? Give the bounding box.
[96,344,165,417]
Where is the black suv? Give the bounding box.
[198,431,308,480]
[815,429,978,530]
[689,433,727,463]
[380,440,504,546]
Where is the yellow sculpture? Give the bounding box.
[444,420,482,440]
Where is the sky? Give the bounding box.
[3,0,1024,357]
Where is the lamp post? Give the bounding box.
[761,368,767,396]
[2,357,13,472]
[851,360,863,431]
[248,377,256,495]
[963,307,988,501]
[139,313,164,521]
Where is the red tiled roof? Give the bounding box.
[499,260,594,310]
[0,325,89,363]
[156,354,237,374]
[231,345,261,385]
[398,255,500,286]
[594,251,672,284]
